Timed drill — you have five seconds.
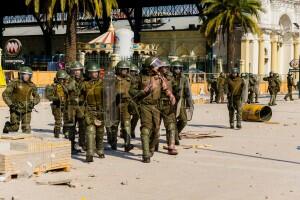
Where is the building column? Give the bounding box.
[293,36,300,60]
[241,36,250,72]
[258,34,265,75]
[271,33,279,73]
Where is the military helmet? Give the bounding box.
[171,61,184,68]
[231,68,239,74]
[144,57,165,68]
[116,60,130,70]
[160,58,170,67]
[86,62,100,72]
[69,61,84,70]
[130,63,139,72]
[56,70,68,79]
[269,71,274,76]
[19,66,33,75]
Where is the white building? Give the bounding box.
[234,0,300,75]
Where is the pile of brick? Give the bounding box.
[0,134,71,176]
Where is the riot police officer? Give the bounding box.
[158,58,178,155]
[65,61,85,153]
[45,70,69,138]
[81,62,105,162]
[108,61,134,152]
[284,72,296,101]
[227,68,245,129]
[171,61,193,145]
[130,57,176,163]
[263,71,278,106]
[2,66,40,134]
[129,63,140,139]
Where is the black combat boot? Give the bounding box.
[54,128,60,138]
[124,134,134,152]
[3,122,10,134]
[236,123,242,129]
[230,123,234,129]
[86,155,94,162]
[142,157,151,163]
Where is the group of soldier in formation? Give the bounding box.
[1,57,297,163]
[208,69,297,129]
[1,57,193,163]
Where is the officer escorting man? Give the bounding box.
[65,61,86,153]
[108,61,134,152]
[158,58,178,155]
[45,70,69,138]
[129,63,140,139]
[263,71,278,106]
[81,62,105,162]
[171,61,193,145]
[2,66,40,134]
[284,72,296,101]
[130,57,176,163]
[207,75,218,103]
[217,72,226,103]
[227,68,245,129]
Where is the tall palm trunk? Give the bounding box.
[227,28,235,72]
[65,5,77,63]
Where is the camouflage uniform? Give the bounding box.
[2,67,40,134]
[108,61,134,152]
[64,61,85,153]
[130,57,176,163]
[284,72,296,101]
[207,75,218,103]
[216,72,226,103]
[81,62,105,162]
[129,63,140,139]
[45,70,69,138]
[227,68,245,129]
[172,61,193,145]
[247,73,257,104]
[263,72,278,106]
[158,58,178,155]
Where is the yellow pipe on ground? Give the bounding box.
[242,104,272,122]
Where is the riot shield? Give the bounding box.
[103,69,118,127]
[185,78,194,121]
[241,75,249,103]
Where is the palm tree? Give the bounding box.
[25,0,118,62]
[201,0,264,71]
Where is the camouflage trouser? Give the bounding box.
[4,110,32,133]
[210,88,217,103]
[51,104,64,136]
[176,102,187,137]
[217,89,225,103]
[85,109,104,157]
[227,95,242,126]
[140,104,160,158]
[160,100,176,147]
[108,101,132,148]
[268,87,277,106]
[284,86,293,100]
[63,104,85,148]
[130,104,140,137]
[248,87,255,103]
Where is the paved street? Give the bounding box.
[1,95,300,200]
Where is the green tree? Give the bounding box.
[25,0,118,62]
[201,0,264,71]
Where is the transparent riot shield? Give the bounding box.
[103,69,117,127]
[241,74,249,103]
[185,78,194,121]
